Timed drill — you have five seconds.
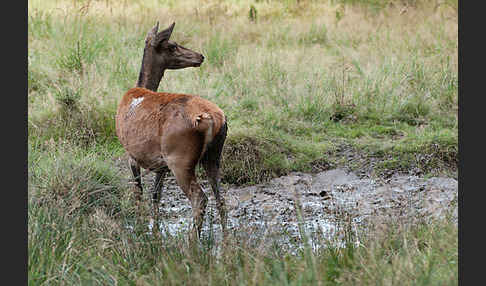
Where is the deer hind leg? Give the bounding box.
[161,109,214,239]
[167,161,208,240]
[129,156,143,201]
[202,162,226,236]
[201,120,228,236]
[189,179,208,240]
[162,127,208,239]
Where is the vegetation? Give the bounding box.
[28,184,458,285]
[28,0,458,184]
[28,0,457,284]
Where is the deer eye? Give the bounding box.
[168,45,176,52]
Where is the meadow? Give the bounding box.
[28,0,458,284]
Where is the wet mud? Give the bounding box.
[142,167,457,250]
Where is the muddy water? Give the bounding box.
[146,168,457,251]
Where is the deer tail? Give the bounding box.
[193,113,214,161]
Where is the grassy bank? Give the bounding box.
[28,0,457,184]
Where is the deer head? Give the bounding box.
[136,22,205,91]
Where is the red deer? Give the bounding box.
[115,22,227,239]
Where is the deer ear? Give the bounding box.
[151,22,175,47]
[145,21,159,44]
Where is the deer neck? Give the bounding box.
[136,49,165,92]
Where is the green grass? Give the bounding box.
[28,0,457,284]
[28,0,457,182]
[28,167,458,285]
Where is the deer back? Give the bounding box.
[116,87,225,170]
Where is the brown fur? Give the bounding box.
[116,87,227,237]
[116,87,225,171]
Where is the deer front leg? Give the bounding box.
[129,156,143,201]
[151,169,168,233]
[152,167,169,205]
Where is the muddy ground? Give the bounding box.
[131,164,457,251]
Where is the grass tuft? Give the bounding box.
[221,131,291,185]
[29,141,125,215]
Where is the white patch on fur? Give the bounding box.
[127,97,144,117]
[130,97,144,109]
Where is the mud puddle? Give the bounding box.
[141,168,457,252]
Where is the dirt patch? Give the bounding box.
[137,166,457,251]
[113,139,457,251]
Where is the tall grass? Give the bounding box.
[28,163,457,285]
[28,0,457,182]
